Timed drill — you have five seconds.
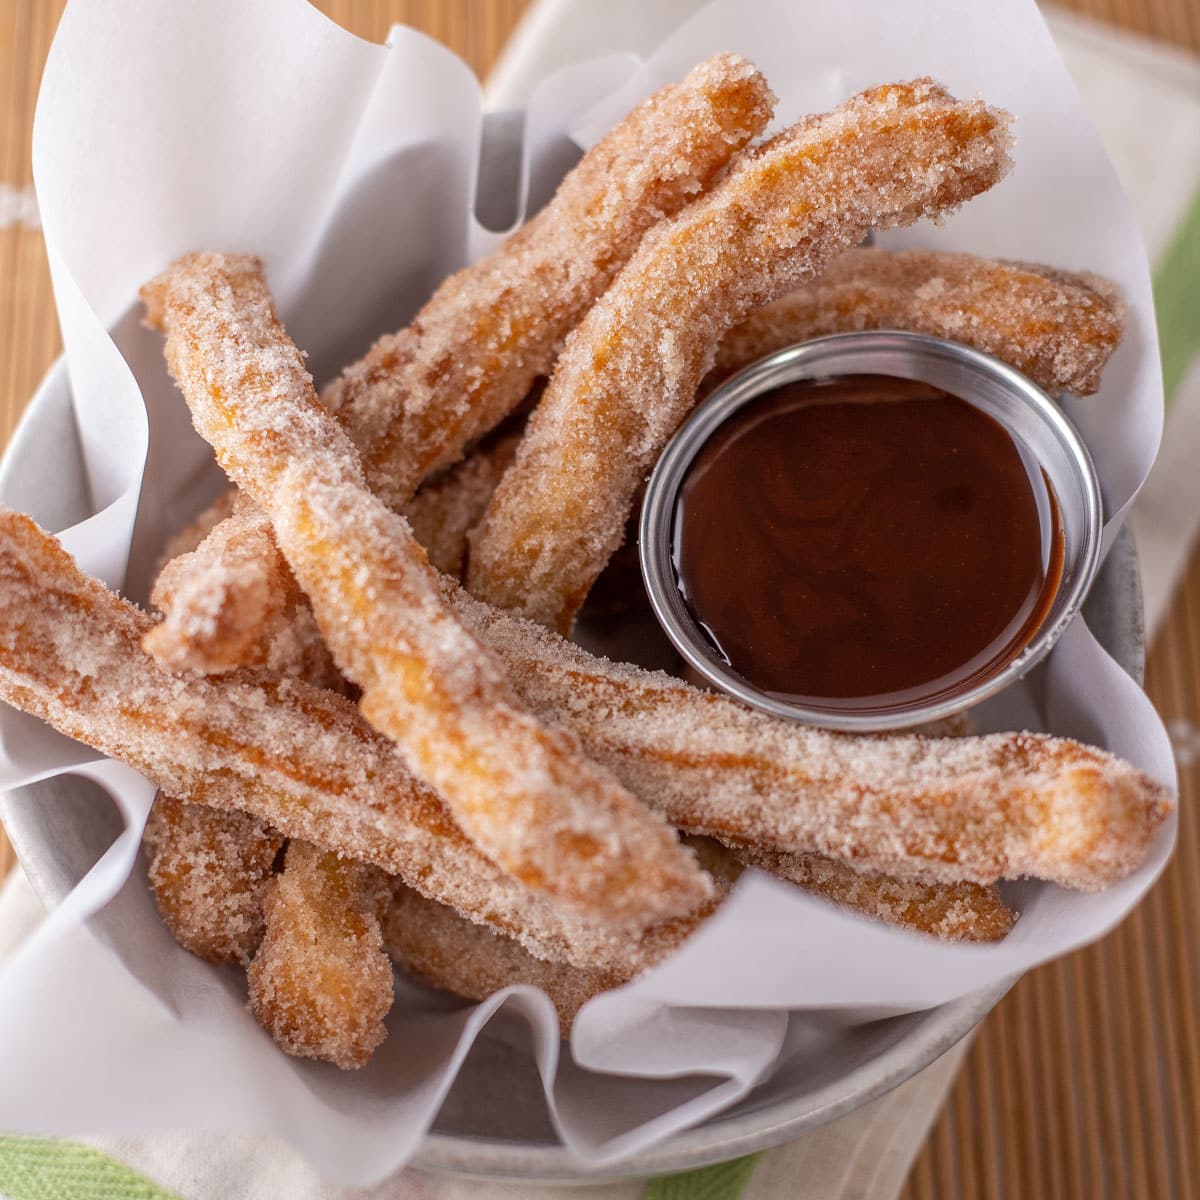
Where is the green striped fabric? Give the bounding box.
[643,1154,763,1199]
[0,1137,182,1200]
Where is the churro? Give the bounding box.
[446,583,1172,891]
[159,487,238,564]
[726,843,1016,942]
[708,248,1125,394]
[146,432,516,673]
[142,794,283,964]
[0,509,701,974]
[141,252,709,928]
[143,55,773,677]
[325,53,774,509]
[404,432,520,579]
[468,79,1014,633]
[384,886,625,1035]
[684,835,1014,941]
[248,840,394,1069]
[147,497,339,687]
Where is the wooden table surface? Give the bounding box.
[1,2,1197,1196]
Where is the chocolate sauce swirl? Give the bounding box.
[673,374,1063,708]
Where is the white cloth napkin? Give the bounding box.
[2,6,1196,1200]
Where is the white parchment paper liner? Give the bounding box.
[0,0,1177,1183]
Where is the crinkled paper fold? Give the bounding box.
[0,0,1176,1183]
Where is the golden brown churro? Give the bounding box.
[384,886,625,1035]
[145,433,515,674]
[142,55,773,677]
[725,844,1016,942]
[141,253,709,929]
[147,499,339,686]
[446,584,1172,891]
[404,433,520,579]
[248,841,394,1069]
[151,786,399,1068]
[468,79,1014,633]
[708,248,1125,394]
[158,488,238,565]
[684,835,1014,942]
[0,509,697,975]
[142,794,283,964]
[325,53,774,509]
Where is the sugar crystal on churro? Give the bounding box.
[709,249,1124,395]
[249,841,394,1069]
[144,795,283,965]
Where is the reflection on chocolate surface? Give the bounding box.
[674,374,1063,708]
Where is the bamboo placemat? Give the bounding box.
[0,3,1196,1197]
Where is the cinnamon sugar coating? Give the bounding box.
[445,584,1173,892]
[384,886,626,1036]
[141,252,710,929]
[158,487,238,565]
[686,835,1014,941]
[147,499,339,687]
[727,843,1016,942]
[467,79,1014,633]
[145,434,517,676]
[404,433,520,579]
[248,841,394,1069]
[0,509,697,974]
[324,52,774,510]
[143,794,283,964]
[709,249,1125,395]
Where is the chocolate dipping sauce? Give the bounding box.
[673,374,1064,709]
